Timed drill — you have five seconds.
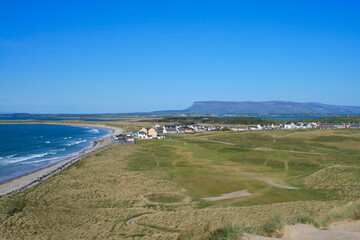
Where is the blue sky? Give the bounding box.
[1,0,359,113]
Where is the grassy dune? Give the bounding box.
[0,128,359,239]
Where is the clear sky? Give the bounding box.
[1,0,359,114]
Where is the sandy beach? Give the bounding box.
[0,123,124,198]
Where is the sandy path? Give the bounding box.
[0,123,124,198]
[243,234,281,240]
[245,221,360,240]
[202,190,252,201]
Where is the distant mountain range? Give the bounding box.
[182,101,360,115]
[2,101,360,116]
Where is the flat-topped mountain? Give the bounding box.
[184,101,360,114]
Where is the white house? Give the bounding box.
[284,122,296,129]
[302,123,314,129]
[257,124,265,130]
[248,126,258,131]
[138,131,150,139]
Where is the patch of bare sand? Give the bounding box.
[282,221,360,240]
[201,190,252,201]
[243,234,281,240]
[244,221,360,240]
[329,221,360,233]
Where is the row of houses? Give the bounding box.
[319,122,360,129]
[136,125,220,139]
[135,122,360,139]
[283,122,319,129]
[282,122,360,130]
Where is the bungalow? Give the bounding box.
[248,126,258,131]
[207,126,216,131]
[257,124,265,130]
[163,126,177,134]
[284,122,296,129]
[138,131,148,139]
[303,123,313,129]
[185,127,195,133]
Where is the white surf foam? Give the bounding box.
[1,153,50,165]
[90,128,99,134]
[64,139,87,147]
[0,154,17,160]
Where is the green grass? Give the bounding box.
[1,127,359,239]
[147,193,183,203]
[129,129,360,206]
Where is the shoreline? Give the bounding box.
[0,122,124,198]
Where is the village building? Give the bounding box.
[284,122,296,129]
[138,131,148,139]
[163,126,177,134]
[136,120,359,140]
[257,124,265,130]
[176,127,186,134]
[185,127,195,133]
[302,123,313,129]
[147,128,158,138]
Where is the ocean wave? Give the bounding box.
[21,158,53,164]
[21,151,79,165]
[1,153,50,165]
[0,154,17,160]
[89,128,99,134]
[64,139,87,147]
[45,141,50,144]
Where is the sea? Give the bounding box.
[0,124,113,184]
[0,116,131,121]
